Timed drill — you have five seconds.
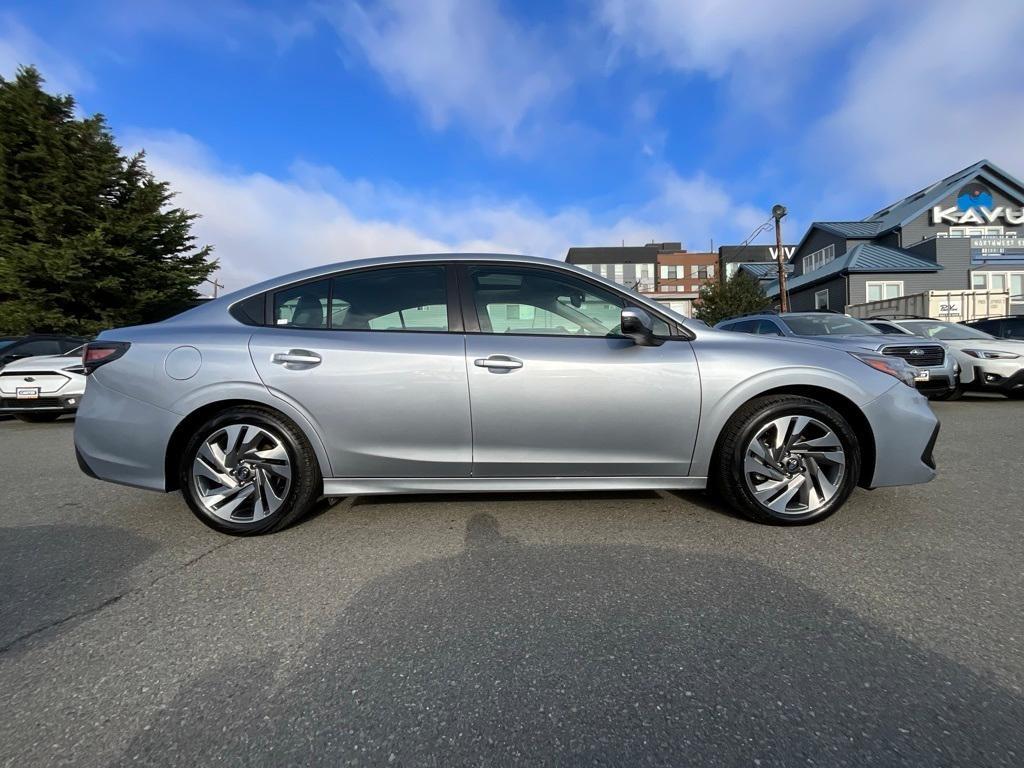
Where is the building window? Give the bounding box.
[707,264,715,278]
[1013,274,1024,300]
[814,289,829,309]
[991,273,1007,292]
[865,281,903,302]
[972,273,989,290]
[802,244,836,274]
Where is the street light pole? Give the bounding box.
[772,204,789,312]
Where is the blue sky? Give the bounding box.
[3,0,1024,289]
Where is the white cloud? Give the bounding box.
[815,1,1024,196]
[0,13,92,92]
[322,0,566,147]
[131,131,767,292]
[598,0,881,109]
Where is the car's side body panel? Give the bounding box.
[464,334,700,477]
[249,328,472,477]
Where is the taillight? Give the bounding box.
[82,342,131,374]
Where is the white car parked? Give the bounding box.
[0,346,86,422]
[868,319,1024,399]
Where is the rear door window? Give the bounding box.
[274,280,330,329]
[331,266,449,332]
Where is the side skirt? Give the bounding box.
[322,476,708,496]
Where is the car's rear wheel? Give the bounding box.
[180,406,321,535]
[714,395,861,525]
[14,412,62,423]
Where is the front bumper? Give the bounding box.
[862,383,939,488]
[969,366,1024,395]
[0,393,82,412]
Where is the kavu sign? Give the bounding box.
[932,182,1024,225]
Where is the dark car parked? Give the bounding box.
[0,335,87,371]
[963,316,1024,340]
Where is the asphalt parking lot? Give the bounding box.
[1,397,1022,767]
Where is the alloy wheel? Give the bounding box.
[191,423,292,523]
[743,414,846,516]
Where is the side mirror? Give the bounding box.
[620,307,662,346]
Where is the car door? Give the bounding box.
[459,263,701,478]
[249,264,472,478]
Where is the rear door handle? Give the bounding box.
[474,355,523,370]
[272,349,322,368]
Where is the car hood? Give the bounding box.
[0,354,81,373]
[790,334,892,352]
[941,338,1024,353]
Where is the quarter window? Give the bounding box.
[467,266,669,337]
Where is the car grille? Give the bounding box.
[882,344,945,367]
[0,397,63,409]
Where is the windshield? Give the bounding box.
[782,314,880,336]
[899,321,995,340]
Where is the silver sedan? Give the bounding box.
[74,253,939,534]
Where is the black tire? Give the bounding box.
[928,385,962,402]
[713,395,861,525]
[14,412,62,423]
[179,405,322,535]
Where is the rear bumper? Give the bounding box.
[862,383,939,488]
[73,377,178,491]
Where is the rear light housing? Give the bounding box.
[82,342,131,375]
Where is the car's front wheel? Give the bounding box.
[714,395,861,525]
[180,406,321,535]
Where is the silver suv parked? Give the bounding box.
[715,312,960,401]
[74,254,939,535]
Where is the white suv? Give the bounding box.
[0,346,86,422]
[868,319,1024,399]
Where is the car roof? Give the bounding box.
[155,253,705,336]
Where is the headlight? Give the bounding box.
[849,351,916,387]
[962,349,1020,360]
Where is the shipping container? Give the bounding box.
[845,290,1010,323]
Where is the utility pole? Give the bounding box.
[772,204,789,312]
[205,275,225,298]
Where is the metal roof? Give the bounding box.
[864,159,1024,232]
[738,262,793,279]
[766,243,941,297]
[814,221,884,238]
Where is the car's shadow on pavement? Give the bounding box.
[0,524,158,654]
[120,513,1023,766]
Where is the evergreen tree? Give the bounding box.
[694,271,773,326]
[0,66,215,335]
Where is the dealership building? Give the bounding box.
[768,159,1024,314]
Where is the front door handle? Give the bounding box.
[474,355,523,370]
[272,349,322,368]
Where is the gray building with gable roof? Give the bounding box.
[769,159,1024,315]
